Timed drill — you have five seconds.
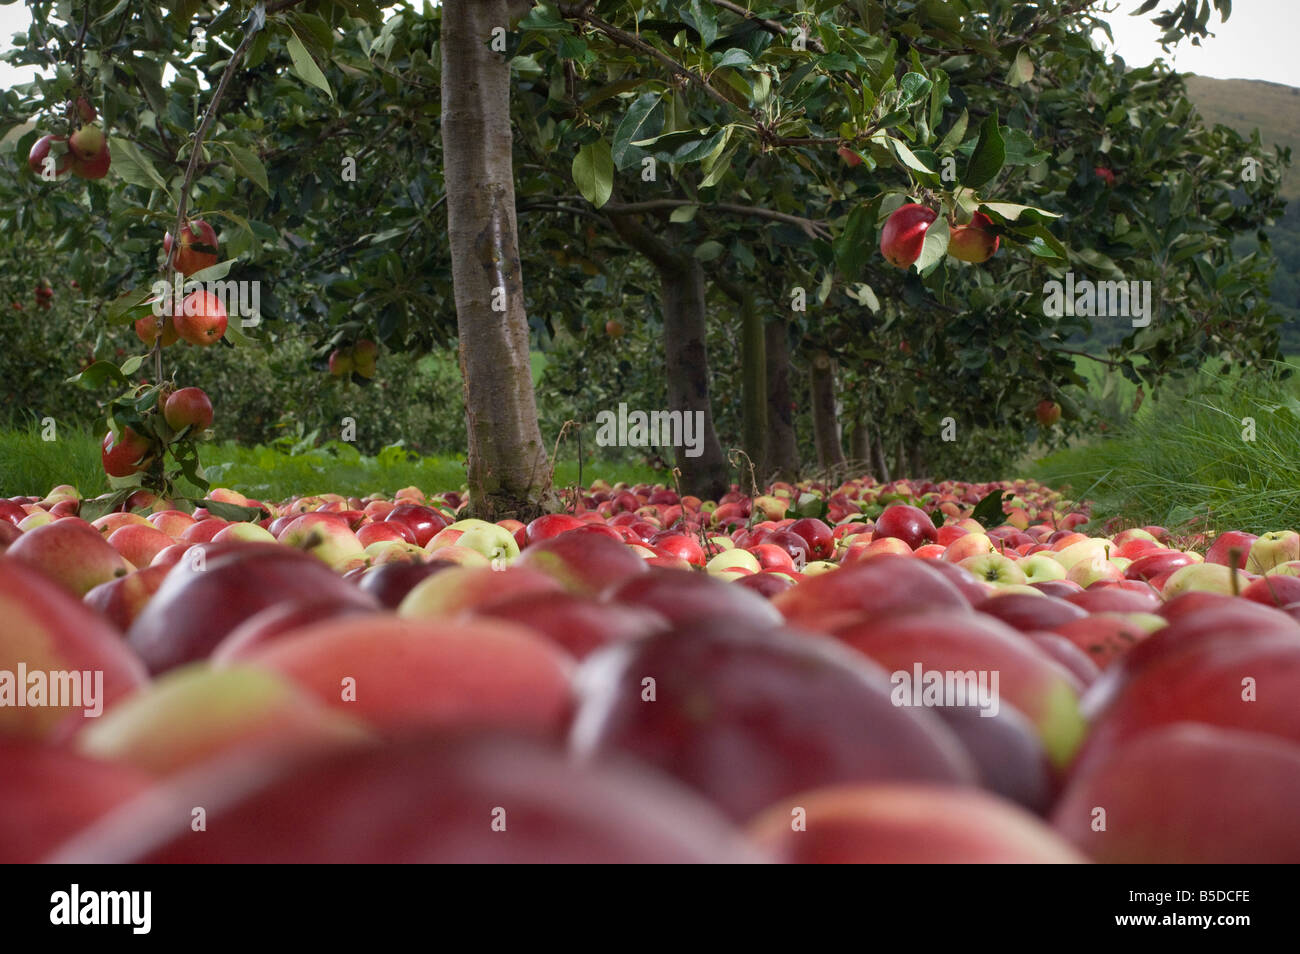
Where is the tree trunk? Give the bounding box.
[608,214,729,499]
[810,350,846,471]
[894,438,907,480]
[715,274,766,481]
[849,412,870,468]
[873,430,891,484]
[441,0,550,519]
[763,318,799,481]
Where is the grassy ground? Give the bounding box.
[1034,360,1300,535]
[0,424,664,502]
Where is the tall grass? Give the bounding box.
[0,423,665,502]
[1034,362,1300,534]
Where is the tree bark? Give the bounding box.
[849,412,870,467]
[715,273,766,479]
[608,213,729,499]
[873,430,891,483]
[763,318,799,481]
[442,0,551,519]
[809,349,846,471]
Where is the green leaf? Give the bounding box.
[109,136,169,191]
[897,72,932,108]
[198,499,263,522]
[970,488,1011,528]
[572,139,614,209]
[693,241,725,261]
[669,204,698,223]
[938,109,968,153]
[78,490,134,524]
[105,285,157,323]
[888,136,935,174]
[286,28,334,100]
[611,93,663,170]
[915,215,950,272]
[120,354,145,376]
[1006,48,1034,87]
[962,112,1005,189]
[834,204,873,281]
[67,361,130,390]
[979,202,1061,222]
[220,142,270,195]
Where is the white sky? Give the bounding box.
[0,1,1295,90]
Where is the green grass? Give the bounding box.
[1033,361,1300,535]
[0,424,665,502]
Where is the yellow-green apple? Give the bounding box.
[570,620,976,821]
[174,290,227,346]
[352,339,378,379]
[470,590,669,659]
[752,495,789,520]
[6,520,134,597]
[54,734,757,863]
[0,741,152,863]
[749,784,1082,863]
[363,539,431,565]
[1019,553,1068,583]
[83,564,170,632]
[355,562,454,609]
[1247,531,1300,574]
[106,524,173,568]
[0,559,149,739]
[398,565,562,619]
[1051,538,1112,571]
[163,386,213,433]
[101,426,154,478]
[872,504,938,550]
[443,524,519,563]
[706,547,761,576]
[959,552,1027,586]
[1066,555,1124,588]
[1160,561,1251,598]
[279,513,364,567]
[163,219,219,277]
[879,203,937,269]
[802,560,840,576]
[832,610,1088,769]
[1053,724,1300,863]
[75,664,368,776]
[91,512,151,536]
[126,543,373,674]
[212,522,277,545]
[226,615,574,736]
[947,211,1000,263]
[421,544,491,567]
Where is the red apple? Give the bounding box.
[0,559,149,739]
[514,531,648,595]
[106,523,174,569]
[163,219,219,277]
[126,543,373,674]
[1035,400,1061,428]
[788,517,835,561]
[570,620,976,821]
[1053,724,1300,862]
[879,203,937,269]
[101,426,154,478]
[601,568,782,630]
[173,290,227,346]
[947,211,999,263]
[69,139,110,179]
[6,519,135,597]
[163,386,213,433]
[1204,530,1258,570]
[471,590,669,659]
[750,784,1083,863]
[524,513,585,545]
[384,503,448,546]
[975,592,1088,632]
[1242,574,1300,608]
[27,133,72,177]
[83,564,170,632]
[873,504,938,550]
[228,615,574,736]
[0,741,152,863]
[772,555,969,632]
[53,733,759,863]
[211,596,381,663]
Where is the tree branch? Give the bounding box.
[709,0,826,54]
[602,198,831,240]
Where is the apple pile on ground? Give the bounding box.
[2,476,1299,862]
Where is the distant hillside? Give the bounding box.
[1185,76,1299,200]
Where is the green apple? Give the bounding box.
[1019,553,1067,583]
[1161,562,1250,598]
[802,560,840,576]
[1246,531,1300,574]
[451,525,520,564]
[705,548,761,575]
[1066,556,1124,588]
[959,553,1027,585]
[1051,538,1113,571]
[212,522,277,544]
[752,495,790,520]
